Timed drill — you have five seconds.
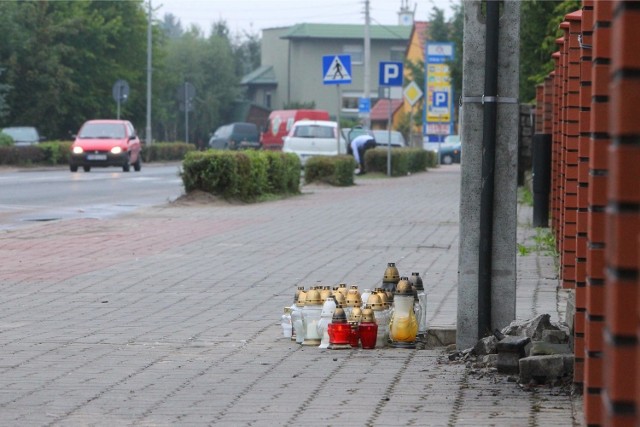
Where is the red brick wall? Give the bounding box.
[537,1,640,425]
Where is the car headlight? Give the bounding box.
[72,146,84,154]
[110,146,123,154]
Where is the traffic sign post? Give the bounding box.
[404,81,423,147]
[177,82,196,144]
[322,55,352,154]
[112,79,130,120]
[322,55,352,85]
[378,62,403,176]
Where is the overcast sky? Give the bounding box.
[155,0,455,36]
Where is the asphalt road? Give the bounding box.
[0,163,185,230]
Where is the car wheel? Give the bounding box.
[442,154,453,165]
[123,155,131,172]
[133,155,141,172]
[70,165,78,172]
[83,165,91,172]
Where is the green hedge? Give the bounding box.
[0,132,13,147]
[142,142,195,162]
[364,147,436,176]
[181,150,300,201]
[0,141,72,165]
[0,140,193,166]
[304,155,357,186]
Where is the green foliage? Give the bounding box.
[0,132,13,147]
[142,142,195,162]
[520,0,581,102]
[517,243,532,256]
[533,228,557,256]
[264,151,301,193]
[428,7,449,42]
[181,150,300,201]
[304,155,357,187]
[518,186,534,207]
[39,141,72,165]
[0,146,45,165]
[0,141,70,165]
[364,148,432,177]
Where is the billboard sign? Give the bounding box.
[424,42,455,139]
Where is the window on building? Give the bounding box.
[341,93,361,113]
[264,91,272,109]
[343,44,363,64]
[390,47,405,62]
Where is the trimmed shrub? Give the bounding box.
[365,147,433,176]
[0,132,13,147]
[181,150,300,201]
[264,151,300,194]
[304,155,357,186]
[40,141,72,165]
[0,145,46,165]
[142,142,195,162]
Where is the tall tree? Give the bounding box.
[520,0,581,102]
[428,7,448,42]
[0,68,9,121]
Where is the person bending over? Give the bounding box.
[350,134,377,175]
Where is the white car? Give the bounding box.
[372,130,407,147]
[282,120,347,166]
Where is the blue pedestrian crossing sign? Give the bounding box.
[323,55,352,85]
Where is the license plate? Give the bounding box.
[87,154,107,161]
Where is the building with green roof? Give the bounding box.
[241,22,411,120]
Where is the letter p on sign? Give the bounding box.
[379,61,403,87]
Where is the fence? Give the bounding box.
[533,1,640,425]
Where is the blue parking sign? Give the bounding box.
[379,62,403,87]
[433,91,449,108]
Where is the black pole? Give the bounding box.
[478,0,500,339]
[532,133,552,227]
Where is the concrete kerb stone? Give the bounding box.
[423,326,457,349]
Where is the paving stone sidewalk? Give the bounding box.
[0,165,582,426]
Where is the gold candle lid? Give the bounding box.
[361,306,376,322]
[304,289,322,306]
[395,277,413,295]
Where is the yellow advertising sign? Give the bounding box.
[426,63,451,123]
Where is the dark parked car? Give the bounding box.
[438,135,461,164]
[208,122,260,150]
[69,119,142,172]
[1,126,44,146]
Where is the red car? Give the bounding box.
[70,119,142,172]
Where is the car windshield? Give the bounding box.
[2,127,38,142]
[293,125,335,138]
[79,123,126,139]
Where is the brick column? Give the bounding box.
[575,1,602,424]
[588,1,612,423]
[552,49,562,251]
[535,84,543,135]
[603,1,640,426]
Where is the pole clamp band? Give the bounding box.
[460,95,519,106]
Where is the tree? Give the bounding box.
[428,7,448,42]
[160,13,183,40]
[158,24,239,144]
[520,0,581,102]
[0,0,150,138]
[0,68,9,121]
